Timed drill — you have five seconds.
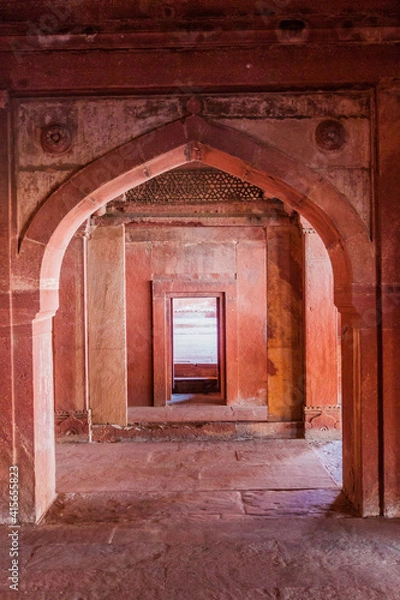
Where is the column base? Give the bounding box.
[304,406,341,439]
[55,410,91,442]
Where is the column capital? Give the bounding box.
[299,216,316,235]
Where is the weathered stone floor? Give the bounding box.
[2,440,400,599]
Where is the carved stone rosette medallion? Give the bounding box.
[41,124,72,154]
[315,119,346,151]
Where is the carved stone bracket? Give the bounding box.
[55,410,91,441]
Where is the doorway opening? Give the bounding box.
[168,295,225,405]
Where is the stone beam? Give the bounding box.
[0,44,399,93]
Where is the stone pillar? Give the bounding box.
[377,83,400,517]
[54,231,89,439]
[237,238,268,406]
[302,222,340,437]
[87,225,127,426]
[0,95,54,524]
[267,209,304,422]
[0,91,15,522]
[339,299,380,517]
[126,240,153,407]
[32,314,56,521]
[11,304,56,523]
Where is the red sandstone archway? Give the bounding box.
[18,115,379,520]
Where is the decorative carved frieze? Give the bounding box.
[203,93,370,119]
[123,168,265,205]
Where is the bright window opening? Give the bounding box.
[171,296,221,400]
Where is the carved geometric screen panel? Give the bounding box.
[125,168,264,204]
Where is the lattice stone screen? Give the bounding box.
[125,169,264,204]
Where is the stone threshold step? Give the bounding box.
[91,421,303,442]
[128,405,269,422]
[43,489,355,524]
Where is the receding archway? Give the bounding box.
[18,115,378,520]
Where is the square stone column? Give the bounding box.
[0,91,15,522]
[302,222,340,437]
[54,232,89,439]
[267,212,304,421]
[339,307,380,517]
[87,225,127,426]
[377,83,400,517]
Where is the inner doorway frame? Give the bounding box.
[170,293,225,404]
[152,277,238,407]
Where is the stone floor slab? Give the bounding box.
[2,517,398,599]
[44,491,246,524]
[56,439,338,494]
[4,440,399,599]
[2,512,400,598]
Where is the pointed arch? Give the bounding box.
[20,114,374,316]
[16,114,379,520]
